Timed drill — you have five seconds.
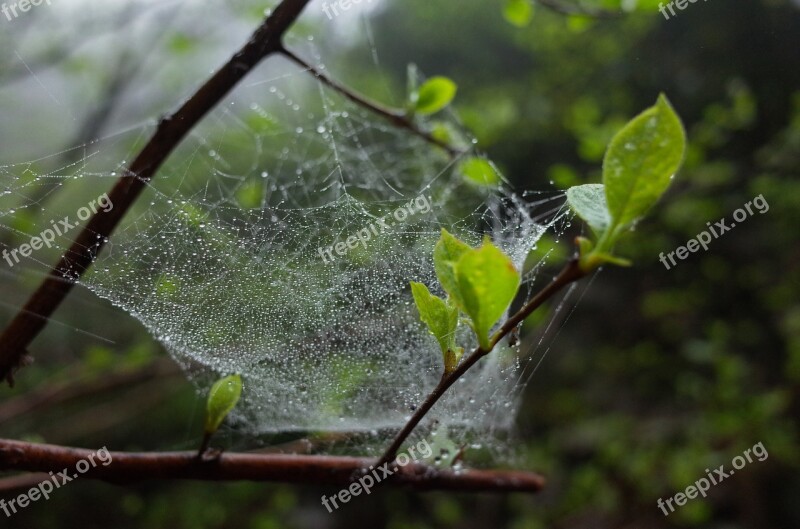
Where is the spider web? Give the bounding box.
[0,32,574,458]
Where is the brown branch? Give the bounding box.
[0,439,545,493]
[0,0,313,386]
[278,47,463,157]
[375,254,587,468]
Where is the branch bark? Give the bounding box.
[0,439,545,493]
[0,0,313,386]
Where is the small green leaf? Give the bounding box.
[455,238,521,350]
[443,346,465,374]
[414,77,458,115]
[566,183,611,233]
[410,281,460,371]
[576,236,594,257]
[603,94,686,232]
[460,157,501,186]
[431,121,454,145]
[433,229,473,310]
[503,0,534,27]
[204,374,243,434]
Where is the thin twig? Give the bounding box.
[278,47,462,157]
[0,439,545,493]
[0,0,313,386]
[375,255,586,468]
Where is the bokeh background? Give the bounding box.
[1,0,799,527]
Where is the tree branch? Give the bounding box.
[0,0,313,386]
[0,439,545,493]
[279,47,463,157]
[375,254,587,468]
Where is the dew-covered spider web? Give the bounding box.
[0,36,576,459]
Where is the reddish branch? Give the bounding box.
[0,440,545,493]
[0,0,313,385]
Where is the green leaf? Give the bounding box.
[603,94,686,231]
[410,282,461,373]
[431,121,455,145]
[414,77,458,115]
[433,229,473,310]
[443,346,465,374]
[204,374,243,434]
[503,0,534,27]
[455,238,520,350]
[566,183,611,233]
[460,157,501,186]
